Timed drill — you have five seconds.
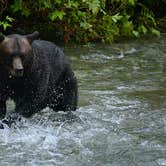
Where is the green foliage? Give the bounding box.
[0,0,161,43]
[134,3,160,37]
[49,11,66,21]
[0,16,14,30]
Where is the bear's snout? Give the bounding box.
[15,68,24,77]
[12,57,24,77]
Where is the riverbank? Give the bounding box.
[1,1,165,43]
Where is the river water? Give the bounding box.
[0,35,166,166]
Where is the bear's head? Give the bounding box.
[0,31,39,77]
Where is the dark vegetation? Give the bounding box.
[0,0,166,43]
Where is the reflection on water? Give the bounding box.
[0,34,166,166]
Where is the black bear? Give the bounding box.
[0,31,77,127]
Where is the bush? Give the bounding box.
[0,0,161,43]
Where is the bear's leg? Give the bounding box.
[0,101,17,129]
[0,101,6,119]
[15,101,44,118]
[62,78,78,112]
[51,76,78,112]
[2,100,45,128]
[0,101,7,129]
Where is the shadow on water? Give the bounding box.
[0,34,166,166]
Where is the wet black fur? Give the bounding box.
[0,40,78,120]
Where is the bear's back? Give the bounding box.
[31,40,70,80]
[32,40,64,59]
[32,40,67,67]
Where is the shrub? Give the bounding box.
[0,0,161,43]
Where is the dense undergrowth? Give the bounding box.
[0,0,165,43]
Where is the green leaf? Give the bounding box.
[138,25,147,34]
[49,11,66,21]
[128,0,136,6]
[78,11,86,18]
[11,0,23,12]
[6,16,14,22]
[54,0,62,4]
[112,13,122,23]
[0,22,11,30]
[65,1,78,8]
[4,23,11,30]
[85,0,101,14]
[0,16,14,31]
[121,21,134,36]
[151,28,160,36]
[80,21,92,30]
[22,8,30,17]
[132,30,140,38]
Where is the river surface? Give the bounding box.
[0,35,166,166]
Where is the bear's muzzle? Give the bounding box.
[12,57,24,77]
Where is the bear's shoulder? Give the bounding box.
[32,40,54,47]
[32,40,64,58]
[32,40,61,51]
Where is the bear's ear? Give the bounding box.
[0,34,5,43]
[26,31,39,44]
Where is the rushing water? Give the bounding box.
[0,35,166,166]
